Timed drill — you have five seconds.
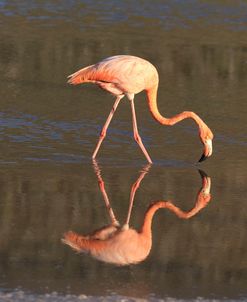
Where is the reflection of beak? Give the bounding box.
[198,139,213,163]
[198,169,208,179]
[198,169,211,194]
[203,176,211,195]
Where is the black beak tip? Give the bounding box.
[198,154,208,163]
[198,169,208,179]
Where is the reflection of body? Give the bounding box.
[62,163,212,266]
[68,55,213,163]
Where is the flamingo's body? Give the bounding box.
[63,225,152,265]
[62,201,161,265]
[68,55,213,163]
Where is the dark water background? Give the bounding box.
[0,1,247,301]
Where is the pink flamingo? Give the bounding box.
[68,55,213,163]
[62,162,212,266]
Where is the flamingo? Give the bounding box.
[68,55,213,163]
[62,162,212,266]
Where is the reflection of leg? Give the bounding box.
[92,159,119,226]
[129,98,153,164]
[92,95,123,159]
[123,164,151,229]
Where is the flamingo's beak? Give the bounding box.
[198,139,213,163]
[198,169,211,194]
[203,176,211,195]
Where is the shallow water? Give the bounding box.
[0,1,246,301]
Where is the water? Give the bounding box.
[0,1,246,301]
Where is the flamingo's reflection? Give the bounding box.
[62,162,212,266]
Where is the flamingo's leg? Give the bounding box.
[92,159,119,226]
[129,97,153,164]
[122,164,151,230]
[92,95,123,159]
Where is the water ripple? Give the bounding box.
[0,0,247,31]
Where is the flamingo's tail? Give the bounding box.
[62,231,85,252]
[67,64,95,85]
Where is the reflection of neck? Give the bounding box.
[140,201,166,239]
[140,197,211,238]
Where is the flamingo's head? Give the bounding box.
[198,125,214,163]
[197,169,212,206]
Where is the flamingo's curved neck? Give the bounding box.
[140,202,165,238]
[146,86,204,128]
